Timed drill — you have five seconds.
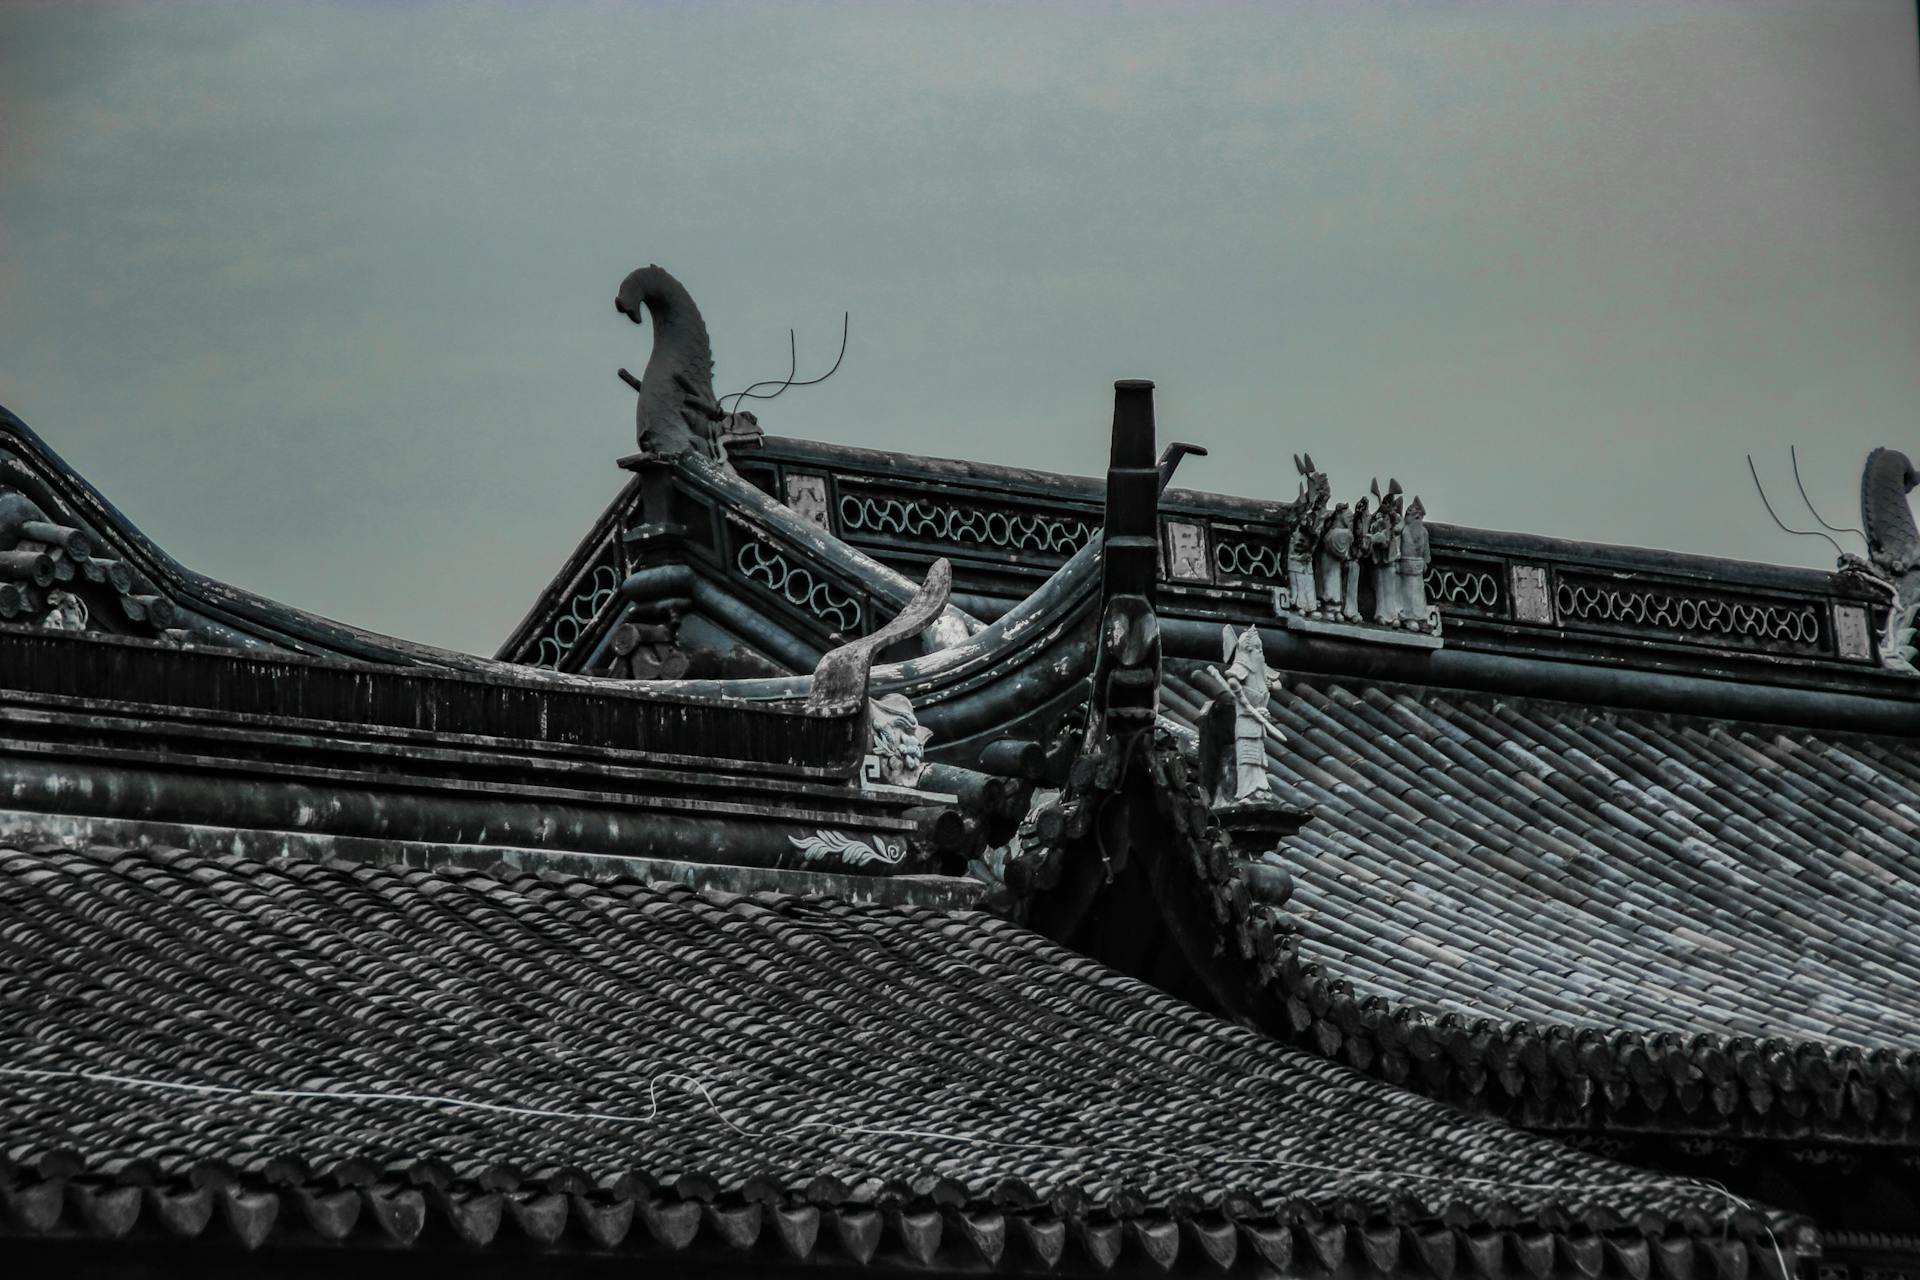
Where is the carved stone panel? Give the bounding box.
[1834,603,1873,661]
[1510,564,1554,625]
[782,472,832,531]
[1164,520,1212,583]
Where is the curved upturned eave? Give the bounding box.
[0,404,783,699]
[1158,660,1920,1143]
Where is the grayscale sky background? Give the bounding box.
[2,1,1917,656]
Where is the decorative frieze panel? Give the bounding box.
[734,539,863,633]
[1508,564,1550,623]
[729,442,1892,675]
[861,692,931,790]
[1164,519,1212,582]
[782,471,831,531]
[1211,529,1286,583]
[1834,603,1874,662]
[837,488,1095,557]
[1553,572,1828,652]
[1425,559,1507,617]
[532,546,623,670]
[787,828,907,868]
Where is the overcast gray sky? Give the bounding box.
[2,1,1917,655]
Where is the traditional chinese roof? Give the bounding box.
[1160,661,1920,1142]
[0,404,521,668]
[481,371,1920,1162]
[0,842,1799,1274]
[720,437,1906,716]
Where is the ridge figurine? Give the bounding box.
[1199,624,1284,806]
[1286,454,1328,615]
[1398,495,1431,629]
[1315,502,1352,619]
[1368,478,1405,627]
[1342,496,1369,622]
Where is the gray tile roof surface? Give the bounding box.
[0,844,1789,1269]
[1161,663,1920,1134]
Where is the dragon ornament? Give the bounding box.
[615,264,762,463]
[1860,447,1920,671]
[865,692,932,789]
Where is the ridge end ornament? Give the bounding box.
[615,264,762,463]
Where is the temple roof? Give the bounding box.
[721,436,1908,718]
[0,843,1795,1272]
[1161,662,1920,1140]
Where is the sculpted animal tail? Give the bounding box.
[1863,447,1920,576]
[619,264,728,462]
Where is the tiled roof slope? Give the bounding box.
[0,845,1794,1274]
[1161,664,1920,1139]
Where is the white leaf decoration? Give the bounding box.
[788,830,907,868]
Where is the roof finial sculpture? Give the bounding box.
[1286,455,1328,616]
[1272,459,1437,643]
[615,265,762,462]
[1863,447,1920,668]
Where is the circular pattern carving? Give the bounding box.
[1554,581,1821,646]
[838,494,1092,556]
[1426,567,1502,609]
[536,561,620,669]
[1212,538,1286,582]
[735,542,863,632]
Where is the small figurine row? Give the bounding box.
[1282,455,1433,631]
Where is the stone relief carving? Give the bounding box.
[787,829,907,868]
[782,472,832,531]
[1164,519,1211,582]
[40,589,87,631]
[1833,603,1873,661]
[1510,564,1553,624]
[863,692,932,790]
[1269,459,1437,641]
